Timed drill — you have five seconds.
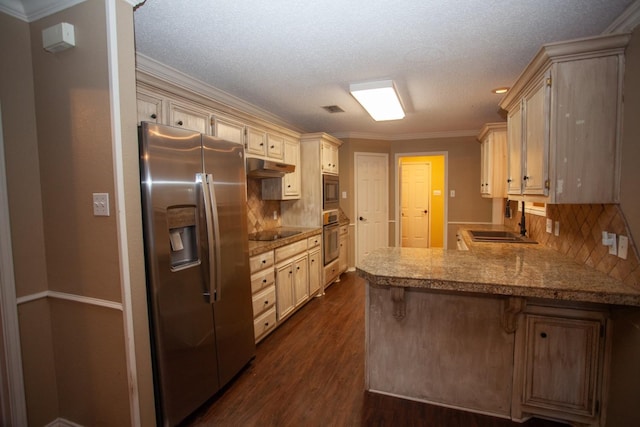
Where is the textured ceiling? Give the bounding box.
[133,0,635,138]
[4,0,634,139]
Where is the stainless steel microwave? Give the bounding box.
[322,174,339,210]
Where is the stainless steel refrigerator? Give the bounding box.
[138,122,255,426]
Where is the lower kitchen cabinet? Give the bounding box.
[512,303,609,426]
[308,248,321,296]
[249,232,322,342]
[338,224,348,274]
[275,254,308,320]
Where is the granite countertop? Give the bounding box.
[248,226,321,257]
[357,226,640,307]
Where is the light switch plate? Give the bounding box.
[93,193,109,216]
[618,235,629,260]
[546,218,553,234]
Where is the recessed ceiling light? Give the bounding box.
[349,80,405,121]
[492,87,509,94]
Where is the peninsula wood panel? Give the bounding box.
[366,286,514,417]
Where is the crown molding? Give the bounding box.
[603,0,640,34]
[135,53,305,134]
[332,129,479,141]
[0,0,140,22]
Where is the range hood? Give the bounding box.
[246,157,295,178]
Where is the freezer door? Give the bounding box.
[139,123,220,426]
[203,135,256,386]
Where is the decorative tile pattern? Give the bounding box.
[504,202,639,289]
[246,178,281,234]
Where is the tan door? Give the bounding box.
[401,162,430,248]
[355,153,388,265]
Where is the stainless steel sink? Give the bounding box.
[468,230,537,244]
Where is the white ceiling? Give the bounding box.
[2,0,637,139]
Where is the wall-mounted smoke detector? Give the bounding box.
[322,105,345,114]
[42,22,75,53]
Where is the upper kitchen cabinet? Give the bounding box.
[500,33,630,204]
[245,127,284,160]
[212,114,245,145]
[262,136,301,200]
[167,99,210,134]
[321,139,340,175]
[136,88,163,125]
[477,123,507,198]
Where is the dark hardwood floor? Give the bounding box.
[187,272,566,427]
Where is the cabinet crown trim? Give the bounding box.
[499,33,630,111]
[477,122,507,142]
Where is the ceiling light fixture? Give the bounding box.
[492,87,509,94]
[349,80,405,121]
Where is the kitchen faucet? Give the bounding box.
[518,201,526,236]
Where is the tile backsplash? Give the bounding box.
[505,201,639,289]
[246,178,281,234]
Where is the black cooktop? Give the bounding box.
[248,230,302,241]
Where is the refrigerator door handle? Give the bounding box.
[205,173,223,302]
[198,173,217,303]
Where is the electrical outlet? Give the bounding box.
[93,193,109,216]
[618,235,629,260]
[272,210,278,220]
[546,218,553,234]
[554,221,560,236]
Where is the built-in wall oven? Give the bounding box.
[322,174,339,210]
[323,209,339,265]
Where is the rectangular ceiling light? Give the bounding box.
[350,80,405,121]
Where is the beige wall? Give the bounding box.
[0,11,58,426]
[338,136,492,249]
[607,27,640,427]
[0,0,149,425]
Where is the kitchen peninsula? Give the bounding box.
[357,229,640,426]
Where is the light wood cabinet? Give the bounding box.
[136,90,163,125]
[249,251,277,342]
[167,100,209,134]
[275,253,308,320]
[266,133,284,160]
[477,123,507,198]
[512,303,609,426]
[308,248,321,296]
[212,114,244,145]
[281,133,343,228]
[274,240,310,321]
[245,126,267,156]
[324,259,340,287]
[321,140,339,174]
[261,137,301,200]
[338,225,348,274]
[500,34,629,203]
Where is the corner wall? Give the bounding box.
[0,11,58,426]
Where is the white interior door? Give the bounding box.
[355,153,388,265]
[401,162,430,248]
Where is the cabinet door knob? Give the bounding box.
[177,120,183,126]
[540,332,547,338]
[265,322,269,327]
[523,175,529,181]
[264,300,269,305]
[150,113,157,119]
[359,216,366,221]
[507,178,512,183]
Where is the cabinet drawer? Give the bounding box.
[307,235,321,250]
[251,269,275,294]
[253,306,277,340]
[339,225,348,235]
[250,251,274,273]
[252,285,276,317]
[275,240,308,264]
